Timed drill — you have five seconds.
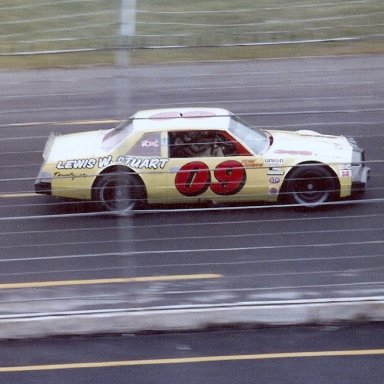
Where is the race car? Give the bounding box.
[35,107,370,212]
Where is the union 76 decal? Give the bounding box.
[175,160,246,197]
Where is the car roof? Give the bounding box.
[131,108,233,133]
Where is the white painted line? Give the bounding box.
[0,192,37,198]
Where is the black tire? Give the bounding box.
[93,170,144,213]
[285,165,337,207]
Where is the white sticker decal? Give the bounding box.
[267,167,285,176]
[340,164,352,178]
[141,139,159,148]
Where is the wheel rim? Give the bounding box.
[290,168,333,205]
[99,175,136,211]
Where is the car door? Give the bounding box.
[161,130,270,205]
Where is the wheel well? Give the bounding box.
[92,165,147,202]
[279,161,340,202]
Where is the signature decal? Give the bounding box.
[56,156,168,170]
[116,156,168,169]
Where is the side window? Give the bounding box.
[169,131,239,158]
[126,132,161,157]
[214,132,240,156]
[169,131,211,158]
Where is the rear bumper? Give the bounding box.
[35,163,53,195]
[35,180,52,195]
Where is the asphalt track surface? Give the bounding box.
[1,323,383,384]
[0,55,383,336]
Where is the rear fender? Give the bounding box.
[92,165,147,202]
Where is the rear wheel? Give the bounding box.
[93,171,144,213]
[285,165,337,207]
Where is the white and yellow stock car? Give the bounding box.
[35,108,370,212]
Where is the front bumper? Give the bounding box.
[348,137,370,195]
[351,165,370,194]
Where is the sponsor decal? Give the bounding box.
[269,176,281,184]
[141,139,159,148]
[116,156,168,169]
[267,167,285,176]
[341,169,352,177]
[269,187,279,195]
[340,164,352,178]
[340,169,352,177]
[264,158,284,164]
[241,159,263,168]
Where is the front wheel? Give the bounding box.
[93,171,144,213]
[284,165,338,207]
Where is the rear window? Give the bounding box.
[102,120,134,151]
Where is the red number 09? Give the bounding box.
[175,160,246,197]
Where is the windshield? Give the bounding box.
[229,116,268,154]
[101,120,134,151]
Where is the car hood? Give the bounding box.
[266,129,352,162]
[43,129,111,162]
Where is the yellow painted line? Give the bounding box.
[0,274,222,290]
[0,192,37,198]
[1,349,384,372]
